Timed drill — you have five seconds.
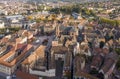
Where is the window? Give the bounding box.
[5,54,15,63]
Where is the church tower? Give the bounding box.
[55,25,60,37]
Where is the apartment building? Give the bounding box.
[0,20,5,28]
[0,43,33,75]
[22,45,46,73]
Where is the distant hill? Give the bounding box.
[26,0,109,2]
[0,0,111,3]
[0,0,109,3]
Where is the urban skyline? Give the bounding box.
[0,0,120,79]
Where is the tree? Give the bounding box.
[50,8,60,14]
[99,17,120,26]
[89,68,99,75]
[27,16,33,20]
[99,41,105,49]
[115,48,120,55]
[64,70,71,79]
[37,5,45,11]
[115,20,120,27]
[116,57,120,71]
[88,41,92,49]
[36,18,41,23]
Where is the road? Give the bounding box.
[32,35,54,51]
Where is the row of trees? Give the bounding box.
[115,48,120,55]
[0,27,21,34]
[115,48,120,71]
[98,17,120,26]
[49,4,96,17]
[116,58,120,71]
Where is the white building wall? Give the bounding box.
[0,21,5,28]
[0,64,11,75]
[0,10,8,15]
[29,68,55,77]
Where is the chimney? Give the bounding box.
[15,42,18,51]
[73,42,80,55]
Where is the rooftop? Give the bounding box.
[75,71,98,79]
[22,45,46,65]
[101,58,114,73]
[51,46,69,54]
[0,44,32,67]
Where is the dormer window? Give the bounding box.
[16,49,22,56]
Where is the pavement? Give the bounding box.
[0,72,8,79]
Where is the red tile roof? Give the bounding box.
[102,58,115,73]
[16,70,39,79]
[91,54,103,69]
[22,45,46,65]
[0,44,33,67]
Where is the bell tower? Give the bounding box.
[56,25,60,37]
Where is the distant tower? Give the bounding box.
[73,42,80,55]
[84,34,88,42]
[14,42,18,57]
[55,25,60,37]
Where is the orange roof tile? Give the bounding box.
[0,38,9,43]
[22,45,46,65]
[0,44,33,67]
[16,38,22,43]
